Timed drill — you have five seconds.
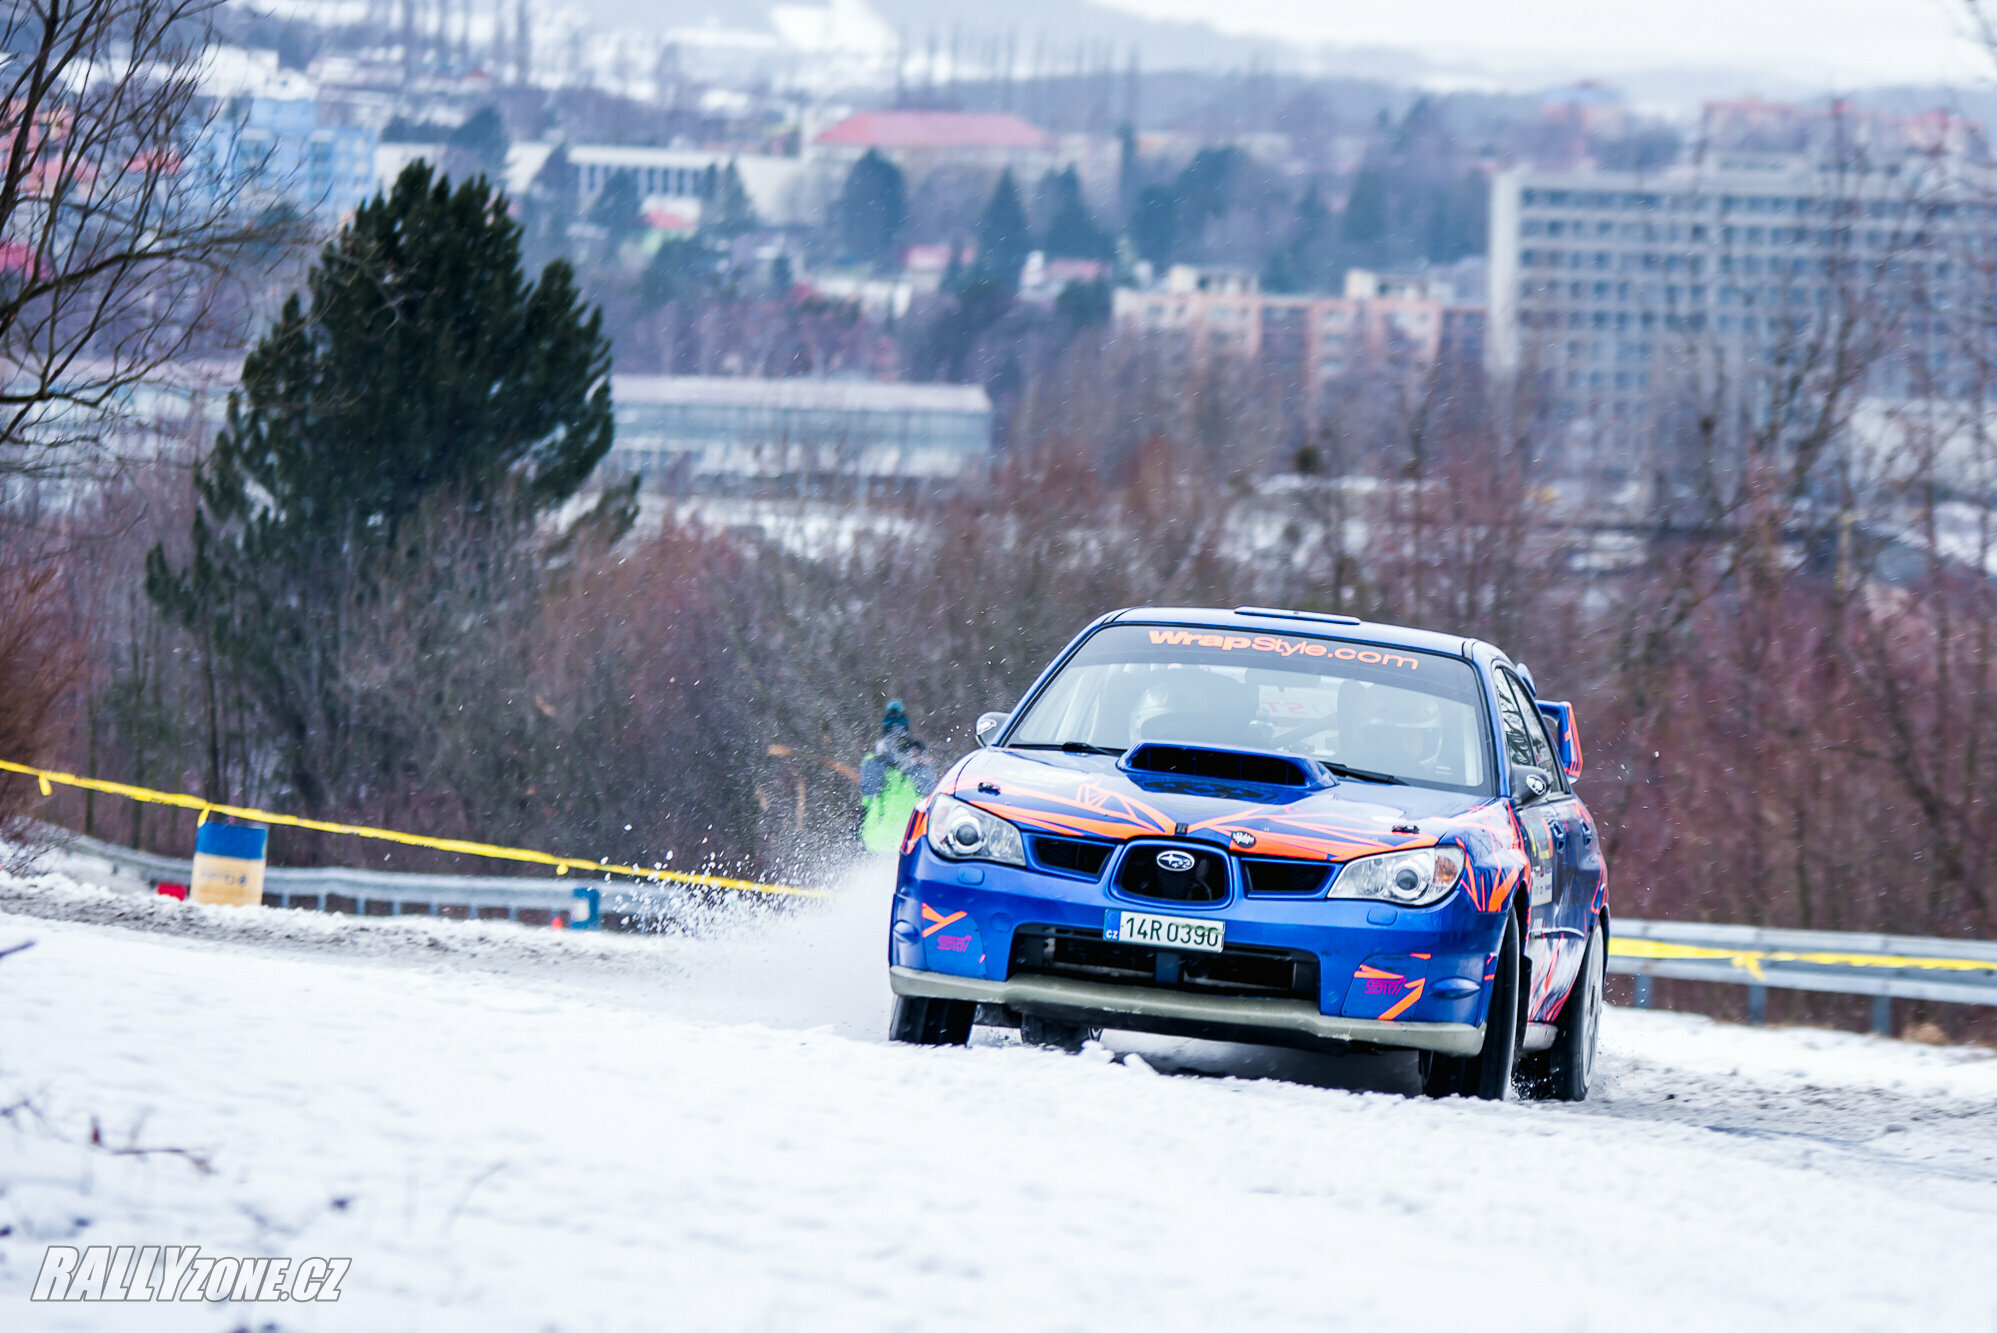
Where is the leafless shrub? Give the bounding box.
[0,550,80,823]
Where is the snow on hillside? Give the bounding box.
[1,863,1994,1331]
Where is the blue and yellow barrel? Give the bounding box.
[190,820,269,907]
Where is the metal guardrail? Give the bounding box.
[31,833,1997,1018]
[48,831,604,929]
[1610,917,1997,1031]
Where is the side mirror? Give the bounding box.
[1534,700,1584,781]
[975,711,1008,747]
[1511,762,1552,806]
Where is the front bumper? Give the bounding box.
[892,837,1508,1054]
[891,966,1487,1055]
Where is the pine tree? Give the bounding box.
[145,163,615,813]
[445,105,510,183]
[1263,184,1334,293]
[1128,149,1242,269]
[1039,166,1114,262]
[836,150,907,267]
[1129,184,1178,267]
[1424,170,1488,263]
[642,237,719,308]
[1260,246,1302,295]
[1341,166,1390,247]
[1054,278,1111,328]
[703,161,761,238]
[589,169,643,246]
[972,169,1031,288]
[1172,148,1241,232]
[1116,122,1140,219]
[519,144,578,271]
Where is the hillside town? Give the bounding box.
[78,0,1995,500]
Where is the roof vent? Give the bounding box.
[1123,744,1319,788]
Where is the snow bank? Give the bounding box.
[2,863,1994,1330]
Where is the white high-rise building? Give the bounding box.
[1487,154,1995,419]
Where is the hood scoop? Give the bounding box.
[1121,743,1326,789]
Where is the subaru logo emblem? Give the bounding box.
[1156,850,1197,873]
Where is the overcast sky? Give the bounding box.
[1107,0,1991,88]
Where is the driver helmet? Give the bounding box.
[1339,683,1444,772]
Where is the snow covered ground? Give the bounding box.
[2,860,1995,1331]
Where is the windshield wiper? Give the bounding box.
[1010,741,1127,757]
[1319,761,1406,785]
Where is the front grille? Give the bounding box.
[1241,857,1332,895]
[1116,844,1227,903]
[1031,835,1113,879]
[1008,925,1319,1002]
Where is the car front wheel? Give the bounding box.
[1539,920,1605,1102]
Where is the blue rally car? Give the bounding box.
[885,607,1609,1101]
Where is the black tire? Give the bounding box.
[1019,1014,1101,1052]
[1540,920,1605,1102]
[889,994,974,1046]
[1421,911,1522,1100]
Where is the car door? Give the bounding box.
[1535,697,1605,948]
[1494,668,1573,1022]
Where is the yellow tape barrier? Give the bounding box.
[11,758,1988,934]
[0,758,822,899]
[1609,936,1997,981]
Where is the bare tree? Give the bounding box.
[0,0,282,483]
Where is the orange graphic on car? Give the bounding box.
[921,904,967,938]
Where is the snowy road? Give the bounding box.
[2,865,1995,1331]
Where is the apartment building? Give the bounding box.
[548,146,808,227]
[373,141,815,227]
[1488,154,1992,417]
[224,98,377,220]
[1113,266,1485,409]
[809,110,1054,177]
[606,376,992,484]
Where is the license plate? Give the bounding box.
[1105,910,1225,953]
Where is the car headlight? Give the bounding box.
[925,793,1026,867]
[1329,845,1468,908]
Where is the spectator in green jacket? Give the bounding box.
[859,699,936,853]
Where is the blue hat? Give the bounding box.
[882,699,909,732]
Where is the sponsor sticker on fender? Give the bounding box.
[1146,628,1421,671]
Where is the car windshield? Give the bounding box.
[1007,623,1493,795]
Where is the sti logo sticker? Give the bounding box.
[1147,629,1420,671]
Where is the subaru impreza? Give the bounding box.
[884,606,1608,1100]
